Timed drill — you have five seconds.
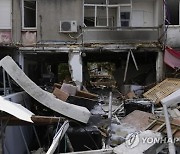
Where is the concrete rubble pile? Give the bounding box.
[0,56,180,154]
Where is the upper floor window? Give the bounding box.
[121,12,130,27]
[84,1,131,27]
[0,0,11,29]
[22,0,37,29]
[166,0,179,25]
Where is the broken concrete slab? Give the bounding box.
[110,123,138,146]
[61,83,77,96]
[0,96,34,123]
[0,56,91,123]
[121,110,155,131]
[113,130,163,154]
[121,110,180,139]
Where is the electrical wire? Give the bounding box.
[68,33,83,40]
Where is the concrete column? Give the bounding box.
[68,50,83,89]
[12,51,24,71]
[156,51,164,82]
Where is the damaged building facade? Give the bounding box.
[2,0,179,154]
[0,0,164,90]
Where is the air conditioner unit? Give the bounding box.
[60,21,77,33]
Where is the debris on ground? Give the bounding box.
[1,56,180,153]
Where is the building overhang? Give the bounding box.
[19,41,162,54]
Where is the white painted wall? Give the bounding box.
[0,0,11,29]
[68,51,83,88]
[132,1,154,27]
[154,0,160,26]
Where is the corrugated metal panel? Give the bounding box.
[0,0,11,29]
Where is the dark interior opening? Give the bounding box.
[166,0,179,25]
[24,1,36,28]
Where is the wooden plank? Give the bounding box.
[76,90,98,99]
[0,115,65,125]
[0,56,91,123]
[143,78,180,104]
[149,117,180,128]
[53,87,69,101]
[145,120,157,130]
[155,123,166,132]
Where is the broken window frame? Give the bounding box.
[84,1,132,28]
[22,0,37,29]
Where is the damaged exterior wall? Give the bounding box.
[11,0,84,44]
[83,0,164,43]
[8,0,164,44]
[0,0,165,85]
[0,0,174,153]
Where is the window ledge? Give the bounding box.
[21,28,37,32]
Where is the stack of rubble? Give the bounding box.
[1,56,180,153]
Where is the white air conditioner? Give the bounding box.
[60,21,77,33]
